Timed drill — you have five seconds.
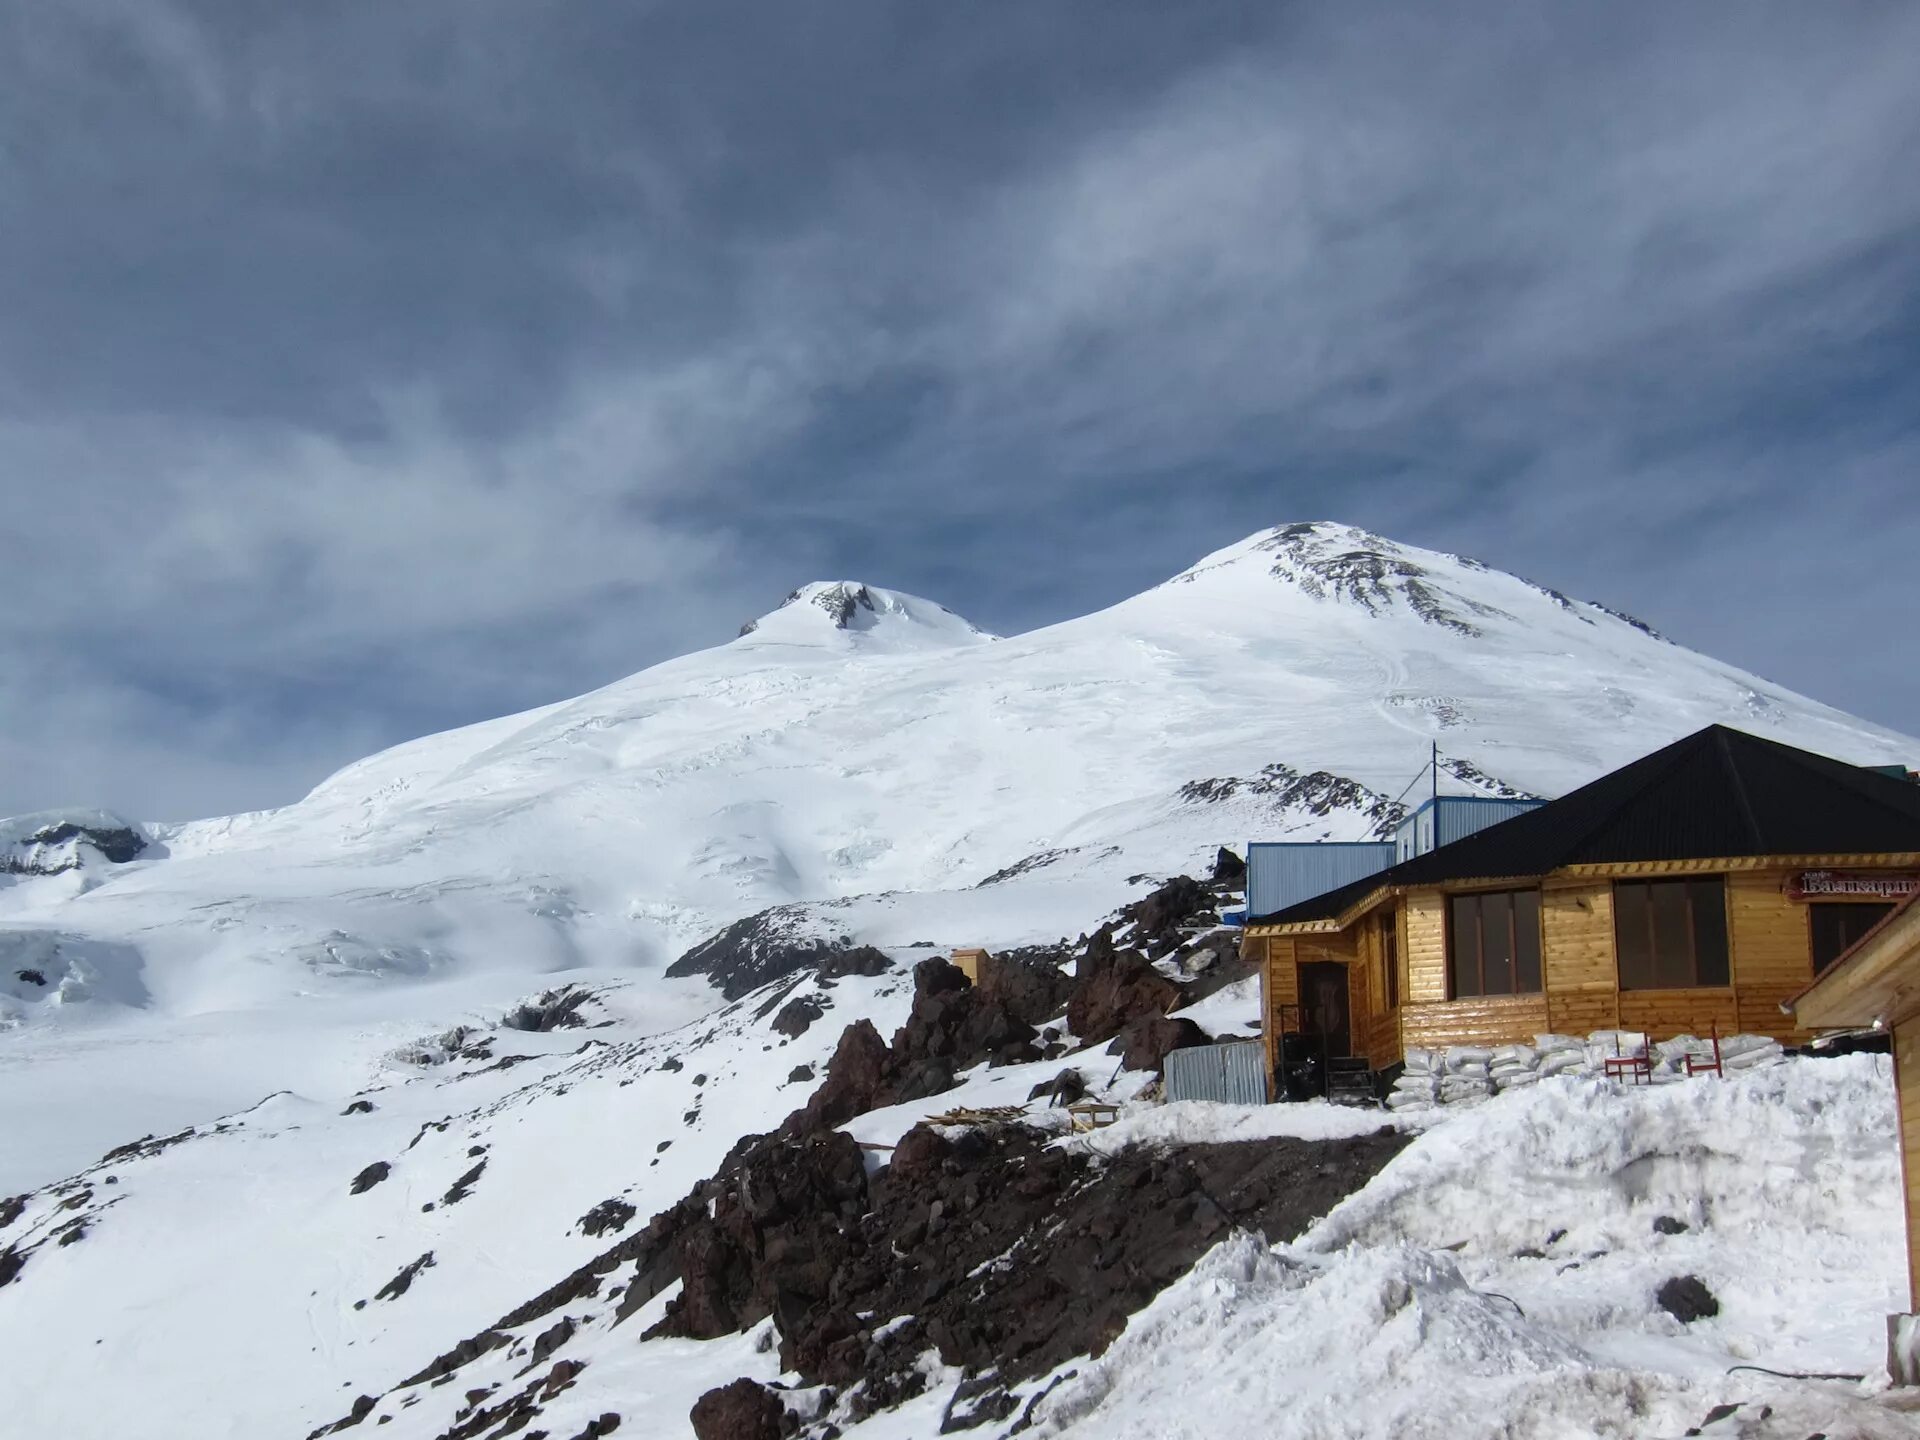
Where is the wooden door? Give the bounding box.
[1298,961,1352,1059]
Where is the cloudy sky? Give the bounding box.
[4,3,1918,820]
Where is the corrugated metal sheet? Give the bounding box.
[1247,841,1395,918]
[1394,796,1545,861]
[1165,1040,1269,1106]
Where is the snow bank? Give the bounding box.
[1024,1233,1692,1439]
[1021,1056,1909,1439]
[1055,1098,1421,1157]
[1310,1054,1896,1255]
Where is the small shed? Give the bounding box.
[950,948,988,984]
[1787,893,1920,1381]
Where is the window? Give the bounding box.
[1447,889,1542,998]
[1810,902,1894,974]
[1614,878,1729,989]
[1380,911,1399,1010]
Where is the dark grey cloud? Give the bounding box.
[3,2,1918,818]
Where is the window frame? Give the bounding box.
[1445,887,1543,999]
[1612,876,1731,990]
[1380,910,1399,1011]
[1808,900,1896,976]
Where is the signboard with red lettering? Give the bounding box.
[1786,870,1920,902]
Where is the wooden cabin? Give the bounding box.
[1787,894,1920,1380]
[1243,726,1920,1096]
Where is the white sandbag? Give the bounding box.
[1718,1034,1778,1060]
[1537,1050,1587,1076]
[1386,1093,1435,1112]
[1445,1046,1495,1070]
[1492,1043,1537,1067]
[1494,1069,1542,1089]
[1723,1043,1784,1071]
[1402,1046,1439,1073]
[1534,1032,1585,1054]
[1587,1030,1649,1054]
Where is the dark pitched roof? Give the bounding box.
[1253,725,1920,927]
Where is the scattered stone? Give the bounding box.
[1026,1070,1088,1107]
[529,1316,575,1367]
[341,1100,376,1116]
[0,1195,25,1228]
[1656,1275,1720,1323]
[564,1415,622,1440]
[578,1200,637,1239]
[787,1064,815,1084]
[442,1161,486,1206]
[349,1162,391,1195]
[1653,1215,1690,1236]
[306,1394,377,1438]
[375,1252,436,1302]
[15,969,46,987]
[689,1378,786,1440]
[661,1057,684,1073]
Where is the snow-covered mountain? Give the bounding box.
[2,522,1913,1188]
[3,522,1917,1440]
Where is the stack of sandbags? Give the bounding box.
[1387,1047,1440,1111]
[1490,1042,1541,1091]
[1438,1045,1495,1103]
[1720,1033,1785,1072]
[1534,1033,1588,1078]
[1652,1034,1713,1077]
[1585,1030,1649,1072]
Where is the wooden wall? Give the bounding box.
[1899,1022,1920,1311]
[1542,881,1617,1036]
[1728,872,1818,1042]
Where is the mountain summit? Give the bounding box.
[1,523,1912,1185]
[737,581,994,649]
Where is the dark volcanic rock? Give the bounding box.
[667,903,889,1001]
[442,1160,486,1205]
[690,1377,787,1440]
[578,1199,637,1238]
[348,1161,391,1195]
[649,1130,869,1343]
[1656,1274,1720,1323]
[1067,938,1182,1049]
[1210,846,1247,885]
[660,1118,1408,1404]
[15,969,46,987]
[1116,1015,1210,1073]
[786,1064,815,1084]
[817,946,892,982]
[502,985,595,1032]
[794,1020,891,1131]
[1119,875,1215,957]
[375,1251,435,1302]
[771,995,825,1038]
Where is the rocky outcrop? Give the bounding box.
[690,1378,788,1440]
[1066,934,1182,1048]
[0,811,146,876]
[666,906,893,1001]
[649,1117,1408,1414]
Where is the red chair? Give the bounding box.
[1603,1033,1652,1086]
[1683,1023,1724,1080]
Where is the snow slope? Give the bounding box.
[1,522,1914,1191]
